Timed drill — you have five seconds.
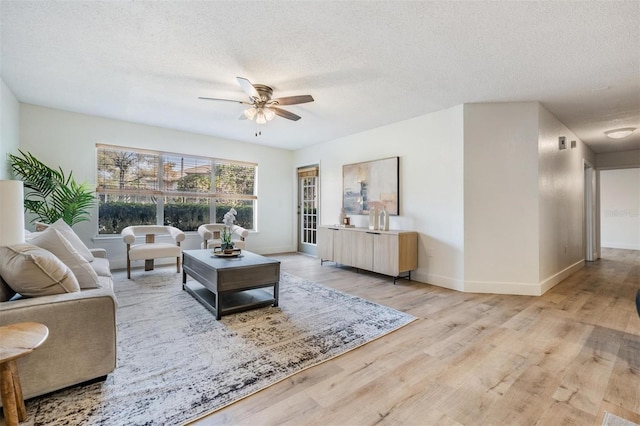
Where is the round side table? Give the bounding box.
[0,322,49,426]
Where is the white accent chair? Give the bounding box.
[121,225,185,279]
[197,224,248,250]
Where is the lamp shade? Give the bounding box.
[256,110,267,124]
[0,180,25,246]
[243,107,257,120]
[263,107,276,121]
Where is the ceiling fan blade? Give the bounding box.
[271,95,314,105]
[236,77,260,100]
[271,107,301,121]
[198,97,252,105]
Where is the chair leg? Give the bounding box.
[145,234,155,271]
[176,242,181,273]
[145,259,155,271]
[126,244,131,280]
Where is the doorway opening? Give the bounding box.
[584,162,597,261]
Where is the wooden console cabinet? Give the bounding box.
[318,226,418,282]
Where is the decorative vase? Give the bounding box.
[368,207,379,230]
[379,206,389,231]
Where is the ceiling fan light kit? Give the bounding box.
[200,77,314,133]
[243,107,257,120]
[604,127,636,139]
[256,110,267,125]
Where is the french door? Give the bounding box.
[297,165,319,256]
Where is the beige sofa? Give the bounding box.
[0,247,117,403]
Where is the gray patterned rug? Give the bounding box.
[14,270,416,426]
[603,412,640,426]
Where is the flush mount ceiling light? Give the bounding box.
[604,127,637,139]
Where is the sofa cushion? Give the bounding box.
[0,275,16,302]
[0,244,80,296]
[98,275,113,290]
[91,257,112,278]
[49,219,95,262]
[30,228,101,289]
[128,243,181,261]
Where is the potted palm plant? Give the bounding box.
[8,150,95,226]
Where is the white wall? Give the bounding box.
[0,78,20,179]
[293,105,466,289]
[16,99,603,292]
[600,168,640,250]
[538,104,596,291]
[463,103,540,294]
[596,150,640,169]
[295,101,597,296]
[19,104,294,269]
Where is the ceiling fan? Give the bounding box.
[199,77,314,124]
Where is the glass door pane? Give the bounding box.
[298,169,318,255]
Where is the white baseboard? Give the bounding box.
[463,279,542,296]
[539,259,585,294]
[412,270,464,292]
[601,242,640,250]
[413,260,585,296]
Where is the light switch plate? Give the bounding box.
[559,136,567,150]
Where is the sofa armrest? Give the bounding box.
[232,225,249,240]
[198,224,213,240]
[0,287,117,400]
[167,226,185,243]
[90,248,107,258]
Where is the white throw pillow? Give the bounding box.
[50,219,94,262]
[0,244,80,296]
[30,228,101,289]
[34,221,50,232]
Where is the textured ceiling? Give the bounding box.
[1,1,639,152]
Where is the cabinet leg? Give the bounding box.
[393,271,412,285]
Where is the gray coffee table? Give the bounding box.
[182,249,280,320]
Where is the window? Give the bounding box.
[96,144,257,234]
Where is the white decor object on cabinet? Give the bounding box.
[368,207,379,230]
[379,206,389,231]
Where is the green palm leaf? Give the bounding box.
[9,150,95,226]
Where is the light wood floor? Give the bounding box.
[192,248,640,426]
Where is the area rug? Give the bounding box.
[14,270,416,426]
[603,412,640,426]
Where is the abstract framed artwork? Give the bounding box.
[343,156,399,215]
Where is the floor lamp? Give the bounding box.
[0,180,25,246]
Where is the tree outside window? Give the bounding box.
[96,145,256,234]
